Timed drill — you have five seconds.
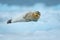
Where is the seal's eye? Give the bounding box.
[35,14,39,17]
[32,13,40,19]
[35,14,38,16]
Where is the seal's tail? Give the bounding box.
[7,19,12,24]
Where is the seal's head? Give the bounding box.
[32,11,41,19]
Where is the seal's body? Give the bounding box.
[7,11,41,24]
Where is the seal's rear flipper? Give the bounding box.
[7,19,12,24]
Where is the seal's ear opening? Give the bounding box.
[7,19,12,24]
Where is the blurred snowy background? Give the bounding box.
[0,0,60,40]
